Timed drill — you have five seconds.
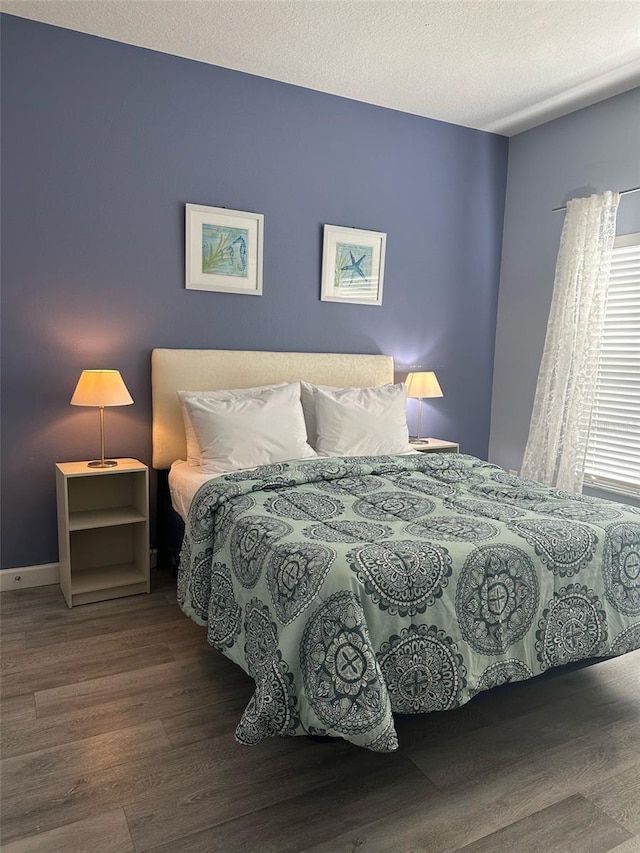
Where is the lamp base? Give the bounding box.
[87,459,118,468]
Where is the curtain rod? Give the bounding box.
[552,185,640,212]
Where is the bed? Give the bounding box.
[152,348,640,752]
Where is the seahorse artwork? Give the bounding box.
[233,235,247,272]
[201,225,249,277]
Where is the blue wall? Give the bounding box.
[0,14,508,569]
[489,87,640,503]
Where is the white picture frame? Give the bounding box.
[320,224,386,306]
[185,203,264,295]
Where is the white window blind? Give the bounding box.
[584,232,640,497]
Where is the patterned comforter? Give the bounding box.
[177,454,640,751]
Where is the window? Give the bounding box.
[584,232,640,497]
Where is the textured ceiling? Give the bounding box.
[3,0,640,135]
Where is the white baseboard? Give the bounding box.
[1,550,158,592]
[0,563,60,591]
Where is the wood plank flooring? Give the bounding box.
[1,574,639,853]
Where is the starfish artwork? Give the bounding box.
[322,226,385,305]
[335,242,374,292]
[341,250,367,281]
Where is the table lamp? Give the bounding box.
[405,371,443,442]
[70,370,134,467]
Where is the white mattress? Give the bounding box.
[169,460,224,522]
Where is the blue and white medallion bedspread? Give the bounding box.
[177,454,640,752]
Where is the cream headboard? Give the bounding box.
[151,348,395,468]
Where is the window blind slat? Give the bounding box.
[584,232,640,495]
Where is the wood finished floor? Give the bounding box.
[1,573,639,853]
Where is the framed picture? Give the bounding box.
[185,203,264,295]
[321,224,386,306]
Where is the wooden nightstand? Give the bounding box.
[56,459,150,607]
[410,438,459,453]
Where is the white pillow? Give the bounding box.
[184,382,316,474]
[178,384,286,465]
[313,383,412,457]
[300,381,339,448]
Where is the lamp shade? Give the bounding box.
[71,370,134,407]
[405,371,443,399]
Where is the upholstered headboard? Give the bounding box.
[151,348,395,468]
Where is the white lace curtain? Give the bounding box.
[521,190,620,493]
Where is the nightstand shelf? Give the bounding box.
[70,563,148,606]
[410,438,459,453]
[56,459,150,607]
[68,506,147,531]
